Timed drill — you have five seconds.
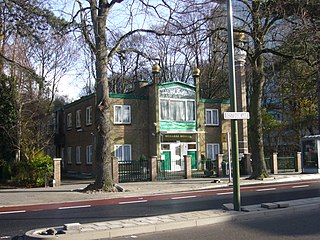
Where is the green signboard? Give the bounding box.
[160,121,196,132]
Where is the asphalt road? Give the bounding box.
[1,181,320,238]
[122,207,320,240]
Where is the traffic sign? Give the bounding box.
[224,112,250,120]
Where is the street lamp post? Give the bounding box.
[226,0,241,211]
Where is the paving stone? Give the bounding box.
[222,203,234,210]
[276,202,289,208]
[261,203,278,209]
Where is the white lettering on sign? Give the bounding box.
[224,112,250,120]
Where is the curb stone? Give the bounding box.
[24,197,320,240]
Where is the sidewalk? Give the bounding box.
[1,173,320,208]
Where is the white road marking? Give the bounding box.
[256,188,276,192]
[0,210,26,215]
[119,200,148,205]
[58,205,91,210]
[217,192,233,195]
[171,195,197,200]
[292,185,309,189]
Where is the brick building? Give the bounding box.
[52,73,231,177]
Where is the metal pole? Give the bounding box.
[226,0,241,211]
[227,132,232,183]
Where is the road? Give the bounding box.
[122,207,320,240]
[1,181,320,238]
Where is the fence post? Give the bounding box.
[184,155,192,179]
[217,154,224,177]
[150,156,157,181]
[112,157,119,184]
[296,152,302,173]
[271,153,278,174]
[53,158,61,187]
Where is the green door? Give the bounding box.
[188,151,197,169]
[162,151,171,170]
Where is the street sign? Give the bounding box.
[224,112,250,120]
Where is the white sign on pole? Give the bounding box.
[224,112,250,120]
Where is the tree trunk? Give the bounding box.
[91,1,114,191]
[248,53,269,179]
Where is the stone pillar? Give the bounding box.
[150,156,158,181]
[53,158,61,187]
[234,33,249,155]
[217,154,224,177]
[112,157,119,184]
[271,153,278,174]
[184,155,192,179]
[296,152,302,173]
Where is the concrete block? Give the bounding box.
[222,203,234,210]
[276,202,289,208]
[64,223,81,231]
[261,203,278,209]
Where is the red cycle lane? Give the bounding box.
[0,180,319,214]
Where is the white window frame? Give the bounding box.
[207,143,220,160]
[76,110,81,128]
[160,99,196,122]
[86,106,93,126]
[67,147,72,164]
[76,146,81,164]
[205,109,219,126]
[66,113,72,129]
[114,144,132,162]
[114,105,131,124]
[86,145,93,164]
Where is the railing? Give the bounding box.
[118,160,150,183]
[156,159,185,180]
[192,159,217,178]
[277,156,296,173]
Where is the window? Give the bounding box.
[206,109,219,126]
[86,106,93,125]
[67,113,72,129]
[207,143,220,160]
[160,99,195,122]
[67,147,72,164]
[114,105,131,124]
[114,144,132,162]
[86,145,93,164]
[186,101,195,121]
[76,110,81,128]
[76,146,81,164]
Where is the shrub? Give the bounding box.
[13,153,53,187]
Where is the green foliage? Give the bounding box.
[12,153,53,187]
[0,74,16,163]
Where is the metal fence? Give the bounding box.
[192,159,217,178]
[264,156,296,173]
[118,160,150,183]
[278,156,296,173]
[156,159,185,180]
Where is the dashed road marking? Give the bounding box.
[292,185,309,189]
[119,200,148,205]
[171,195,197,200]
[217,192,233,195]
[256,188,276,192]
[58,205,91,210]
[0,210,26,215]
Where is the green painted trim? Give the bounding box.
[200,99,230,104]
[159,81,195,90]
[110,94,148,100]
